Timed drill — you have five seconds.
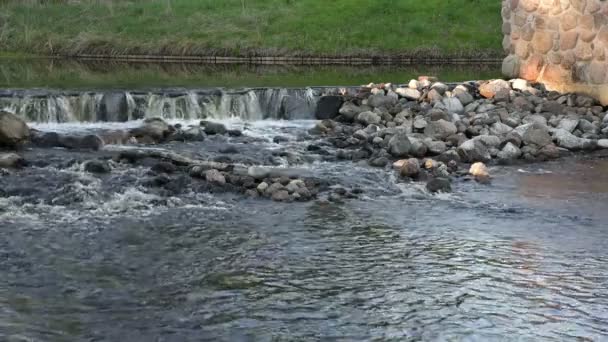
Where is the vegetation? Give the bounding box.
[0,59,500,89]
[0,0,503,58]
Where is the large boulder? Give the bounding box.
[131,117,173,142]
[0,111,30,148]
[202,121,228,135]
[367,94,398,109]
[442,97,464,114]
[424,119,457,140]
[58,134,104,150]
[497,142,522,162]
[315,96,344,120]
[395,88,421,101]
[388,133,412,158]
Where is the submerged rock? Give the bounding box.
[201,121,228,135]
[0,153,25,168]
[426,178,452,193]
[131,117,173,142]
[83,160,111,174]
[205,169,226,185]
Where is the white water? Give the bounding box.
[1,87,332,123]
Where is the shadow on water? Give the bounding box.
[0,58,501,89]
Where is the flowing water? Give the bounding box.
[1,63,608,341]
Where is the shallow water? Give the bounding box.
[1,119,608,341]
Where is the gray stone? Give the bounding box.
[388,133,412,158]
[455,92,474,106]
[202,121,228,135]
[474,135,501,148]
[131,117,171,142]
[457,139,491,163]
[339,102,363,121]
[553,129,595,151]
[353,129,369,141]
[497,142,522,162]
[522,123,552,147]
[357,111,382,125]
[424,119,457,140]
[490,122,513,135]
[522,114,548,126]
[557,117,580,132]
[0,111,30,148]
[442,97,464,114]
[257,181,269,193]
[58,134,104,150]
[409,137,428,158]
[368,94,398,109]
[425,140,447,155]
[271,190,291,202]
[205,169,226,185]
[413,116,428,130]
[400,158,420,178]
[315,96,344,120]
[598,139,608,149]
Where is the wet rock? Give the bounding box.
[205,169,226,185]
[400,158,420,178]
[425,140,447,155]
[490,122,513,136]
[151,162,177,174]
[0,153,25,168]
[357,111,381,125]
[537,144,561,160]
[368,155,389,167]
[424,120,457,140]
[457,139,491,163]
[83,160,111,174]
[271,190,291,202]
[30,131,61,148]
[219,145,239,154]
[131,117,172,142]
[597,139,608,149]
[59,134,104,151]
[315,96,344,120]
[257,182,269,193]
[368,93,398,109]
[0,111,30,148]
[413,116,428,130]
[388,133,411,158]
[201,121,228,135]
[426,178,452,193]
[442,97,464,114]
[408,137,428,158]
[227,129,243,137]
[437,149,461,164]
[469,162,489,178]
[264,182,284,197]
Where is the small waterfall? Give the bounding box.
[0,86,355,123]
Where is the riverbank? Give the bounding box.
[0,0,503,60]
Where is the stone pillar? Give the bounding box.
[502,0,608,105]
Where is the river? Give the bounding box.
[1,61,608,341]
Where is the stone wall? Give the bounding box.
[501,0,608,105]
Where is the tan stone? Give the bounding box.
[511,0,520,9]
[512,28,521,40]
[542,63,572,84]
[580,15,595,30]
[521,0,540,11]
[569,0,586,13]
[593,45,606,60]
[574,41,594,61]
[532,31,555,53]
[521,23,535,41]
[561,50,577,68]
[520,54,545,81]
[586,0,601,14]
[579,29,596,42]
[548,51,563,64]
[573,62,590,82]
[560,31,579,50]
[560,0,570,11]
[515,40,531,58]
[598,26,608,45]
[514,13,527,26]
[561,12,578,31]
[589,61,607,84]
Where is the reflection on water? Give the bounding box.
[519,159,608,199]
[0,58,501,89]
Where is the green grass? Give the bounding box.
[0,59,501,89]
[0,0,503,58]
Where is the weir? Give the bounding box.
[0,87,350,123]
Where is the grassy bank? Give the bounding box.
[0,0,503,59]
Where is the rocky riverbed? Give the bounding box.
[3,76,608,202]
